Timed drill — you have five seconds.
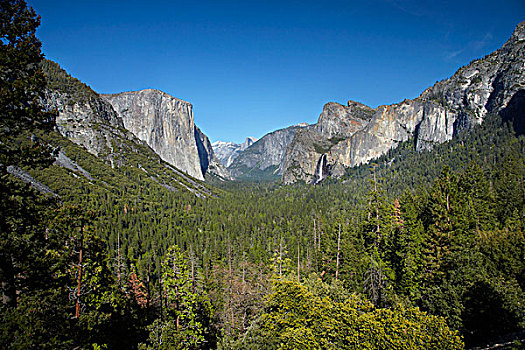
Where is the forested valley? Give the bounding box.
[1,1,524,349]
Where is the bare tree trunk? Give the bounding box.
[336,223,341,281]
[190,248,195,293]
[75,223,84,319]
[117,231,121,287]
[146,261,151,309]
[0,254,16,307]
[228,240,234,333]
[279,236,283,278]
[159,272,164,321]
[318,225,322,252]
[313,218,317,251]
[228,241,232,276]
[297,240,300,283]
[306,246,311,271]
[242,251,246,286]
[373,168,381,247]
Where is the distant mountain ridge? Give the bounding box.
[212,137,257,167]
[40,21,525,185]
[228,21,525,183]
[227,124,309,180]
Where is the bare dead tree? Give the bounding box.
[75,221,84,319]
[335,223,341,281]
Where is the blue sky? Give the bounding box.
[29,0,524,144]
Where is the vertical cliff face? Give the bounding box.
[314,101,375,138]
[102,89,205,180]
[228,124,308,179]
[44,59,228,182]
[194,127,233,180]
[281,21,525,184]
[325,100,457,172]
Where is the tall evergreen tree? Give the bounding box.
[0,0,56,307]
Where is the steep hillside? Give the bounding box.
[40,60,215,196]
[41,60,126,166]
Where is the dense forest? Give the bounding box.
[1,1,524,349]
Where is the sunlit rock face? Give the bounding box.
[42,89,134,168]
[314,101,375,139]
[281,21,525,184]
[102,89,204,180]
[103,89,230,180]
[228,124,308,179]
[212,137,257,168]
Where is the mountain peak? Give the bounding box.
[212,140,235,147]
[242,137,257,149]
[103,89,192,106]
[513,21,525,39]
[281,22,525,184]
[501,21,525,49]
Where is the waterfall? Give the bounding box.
[314,154,326,184]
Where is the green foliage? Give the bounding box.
[140,245,216,350]
[41,59,99,103]
[0,0,56,169]
[0,2,69,348]
[20,107,524,348]
[236,277,462,349]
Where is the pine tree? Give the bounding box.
[141,245,215,349]
[0,1,73,347]
[0,0,55,169]
[0,0,56,308]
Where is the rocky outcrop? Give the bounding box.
[7,165,58,196]
[281,127,326,183]
[282,21,525,184]
[314,101,375,138]
[102,89,230,180]
[102,89,205,180]
[55,151,94,181]
[212,137,257,167]
[41,89,140,169]
[420,21,525,127]
[42,90,125,157]
[195,127,233,180]
[326,100,456,170]
[228,124,308,179]
[41,59,149,169]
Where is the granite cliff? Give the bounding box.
[282,21,525,184]
[102,89,230,181]
[228,124,308,180]
[102,90,230,181]
[41,60,136,168]
[42,60,229,184]
[41,21,525,185]
[212,137,257,167]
